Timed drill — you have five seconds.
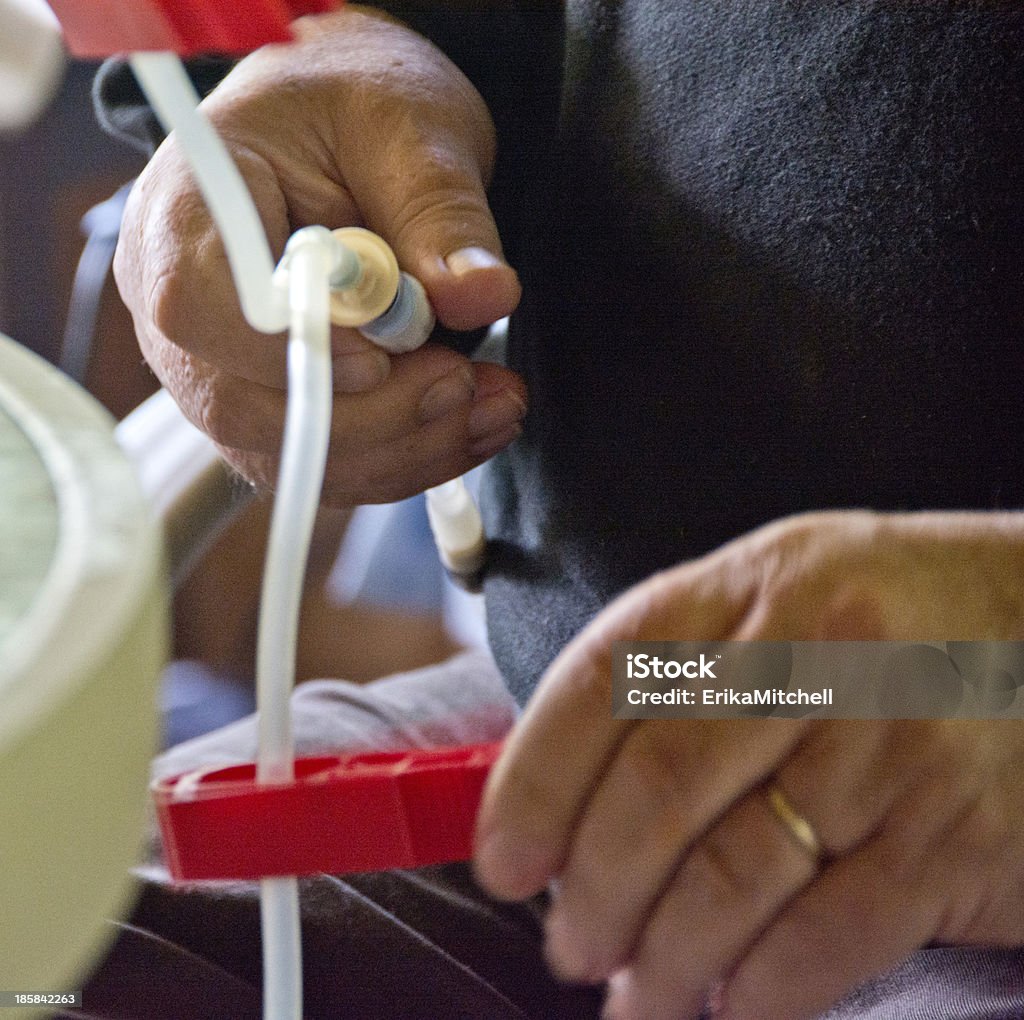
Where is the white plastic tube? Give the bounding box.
[128,53,289,333]
[425,477,486,580]
[257,228,334,786]
[251,227,336,1020]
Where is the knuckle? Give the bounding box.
[621,726,699,846]
[190,373,248,450]
[690,824,766,906]
[390,175,491,254]
[816,583,886,638]
[149,267,190,344]
[952,796,1008,870]
[112,235,140,300]
[129,169,215,345]
[112,186,149,294]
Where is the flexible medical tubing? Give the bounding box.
[128,53,289,333]
[252,227,336,1020]
[257,228,334,789]
[425,477,486,578]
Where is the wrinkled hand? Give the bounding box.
[475,510,1024,1019]
[115,5,526,504]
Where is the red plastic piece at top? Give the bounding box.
[45,0,342,58]
[152,742,503,881]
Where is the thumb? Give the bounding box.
[348,139,521,333]
[336,43,522,331]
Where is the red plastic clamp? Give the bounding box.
[46,0,341,58]
[152,742,503,881]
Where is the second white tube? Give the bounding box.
[254,227,337,1020]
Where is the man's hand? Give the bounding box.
[474,510,1024,1019]
[115,5,526,504]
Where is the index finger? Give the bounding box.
[472,565,748,901]
[474,629,633,901]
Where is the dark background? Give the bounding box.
[0,60,147,411]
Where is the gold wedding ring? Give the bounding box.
[768,785,823,862]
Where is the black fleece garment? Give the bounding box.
[484,1,1024,703]
[95,3,1024,707]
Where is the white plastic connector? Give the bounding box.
[425,477,487,579]
[360,273,436,353]
[328,227,399,326]
[328,227,435,353]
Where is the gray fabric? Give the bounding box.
[821,946,1024,1019]
[153,650,517,780]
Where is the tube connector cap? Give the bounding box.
[328,227,401,327]
[426,478,487,578]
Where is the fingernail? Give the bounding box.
[445,246,504,277]
[420,367,475,423]
[468,387,527,439]
[544,910,592,982]
[708,983,739,1020]
[468,422,522,459]
[601,971,630,1020]
[333,349,389,393]
[706,980,726,1016]
[474,826,548,900]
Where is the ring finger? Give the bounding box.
[601,780,824,1020]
